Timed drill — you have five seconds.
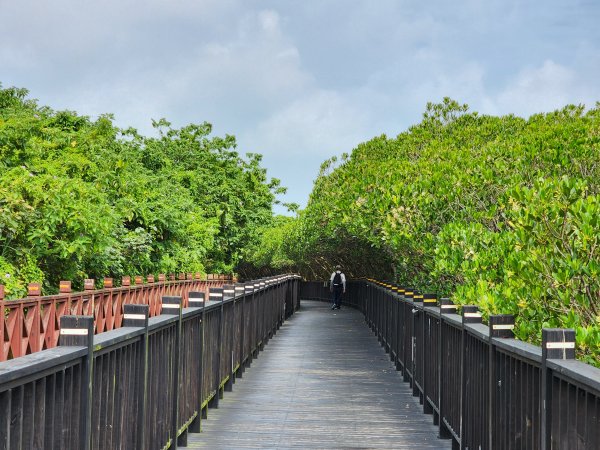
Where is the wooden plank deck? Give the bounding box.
[188,300,451,449]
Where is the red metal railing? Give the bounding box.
[0,273,231,361]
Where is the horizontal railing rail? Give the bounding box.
[0,274,300,450]
[0,274,232,361]
[301,278,600,450]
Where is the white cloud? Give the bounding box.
[189,10,311,103]
[1,6,314,136]
[150,8,315,136]
[258,9,281,35]
[244,90,370,157]
[241,88,376,213]
[491,59,599,116]
[2,0,599,210]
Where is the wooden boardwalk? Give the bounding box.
[188,300,451,449]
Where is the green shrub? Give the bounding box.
[252,98,600,364]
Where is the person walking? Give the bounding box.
[329,265,346,310]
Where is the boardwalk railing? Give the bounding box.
[300,279,600,450]
[0,274,300,450]
[0,273,231,362]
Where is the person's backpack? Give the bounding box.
[332,271,342,287]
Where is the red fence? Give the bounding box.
[0,273,231,361]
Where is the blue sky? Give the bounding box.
[1,0,599,213]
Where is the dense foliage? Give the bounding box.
[249,98,600,363]
[0,84,282,297]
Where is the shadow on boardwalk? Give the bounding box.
[188,300,451,449]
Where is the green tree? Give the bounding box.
[0,83,282,295]
[251,98,600,364]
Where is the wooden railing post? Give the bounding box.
[223,284,235,392]
[267,279,274,339]
[403,289,414,383]
[59,315,94,450]
[188,291,206,307]
[488,314,515,450]
[541,328,576,450]
[438,298,457,441]
[161,295,183,448]
[364,282,371,328]
[123,304,150,450]
[460,305,482,450]
[187,291,205,433]
[394,286,405,373]
[259,280,266,350]
[422,293,437,416]
[235,284,246,378]
[28,282,41,297]
[412,291,423,397]
[280,277,286,327]
[245,283,256,366]
[278,278,283,328]
[208,287,224,408]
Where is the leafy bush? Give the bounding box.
[250,98,600,364]
[0,84,282,295]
